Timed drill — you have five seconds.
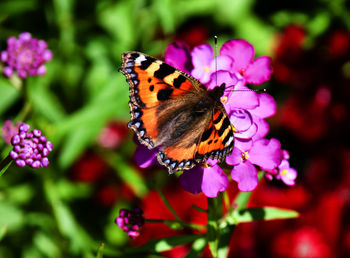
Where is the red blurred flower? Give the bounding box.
[97,185,119,206]
[273,227,331,258]
[71,152,107,182]
[328,30,350,58]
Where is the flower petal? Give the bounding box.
[245,56,273,84]
[226,147,242,165]
[225,83,259,110]
[250,93,276,118]
[179,166,203,194]
[251,116,269,141]
[229,109,253,132]
[191,44,214,83]
[207,71,237,90]
[134,145,158,168]
[231,161,258,192]
[164,41,193,73]
[220,39,254,73]
[201,165,229,198]
[249,138,282,170]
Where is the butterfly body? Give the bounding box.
[119,51,234,173]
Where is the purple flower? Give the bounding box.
[2,120,21,145]
[226,138,283,191]
[131,39,295,196]
[190,43,232,84]
[220,39,273,85]
[179,160,229,198]
[133,144,158,168]
[1,32,53,78]
[271,150,298,186]
[9,123,53,168]
[115,207,144,238]
[164,41,193,74]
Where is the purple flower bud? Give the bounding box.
[115,208,144,239]
[16,159,26,167]
[19,132,26,139]
[33,129,41,137]
[39,136,47,142]
[32,138,39,144]
[26,132,33,138]
[31,160,41,169]
[11,135,21,145]
[42,148,49,156]
[38,144,44,151]
[26,159,33,165]
[14,145,21,152]
[19,123,30,132]
[9,150,18,159]
[41,158,49,167]
[46,141,53,152]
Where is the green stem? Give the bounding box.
[0,154,13,176]
[145,219,206,230]
[207,197,222,258]
[157,188,183,222]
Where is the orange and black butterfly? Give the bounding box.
[119,52,234,173]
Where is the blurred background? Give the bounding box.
[0,0,350,257]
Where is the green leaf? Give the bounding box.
[27,76,66,123]
[128,235,201,253]
[0,77,20,116]
[105,153,148,197]
[0,0,37,16]
[0,225,7,242]
[0,201,24,232]
[232,207,299,223]
[33,232,60,258]
[185,237,207,258]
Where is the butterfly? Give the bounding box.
[119,51,235,173]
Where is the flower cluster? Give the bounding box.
[9,123,53,168]
[1,32,52,78]
[115,208,145,238]
[135,39,297,197]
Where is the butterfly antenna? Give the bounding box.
[214,35,218,87]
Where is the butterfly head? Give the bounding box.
[208,83,226,102]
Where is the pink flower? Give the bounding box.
[179,160,229,198]
[1,32,52,78]
[220,39,273,85]
[226,138,283,191]
[190,43,232,84]
[2,120,21,145]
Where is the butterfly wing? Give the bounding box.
[119,51,204,148]
[195,105,235,162]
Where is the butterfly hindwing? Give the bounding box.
[195,106,234,162]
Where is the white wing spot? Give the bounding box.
[135,55,147,65]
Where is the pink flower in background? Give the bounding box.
[1,32,53,78]
[2,120,21,145]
